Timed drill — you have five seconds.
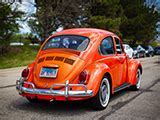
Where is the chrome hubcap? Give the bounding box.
[99,78,110,107]
[136,69,141,89]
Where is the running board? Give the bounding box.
[114,82,131,93]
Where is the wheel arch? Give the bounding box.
[86,62,112,97]
[127,59,142,85]
[104,72,113,94]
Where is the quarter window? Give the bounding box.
[99,37,115,55]
[115,37,124,54]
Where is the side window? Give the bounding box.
[99,37,115,55]
[115,37,124,54]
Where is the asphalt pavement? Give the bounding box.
[0,56,160,120]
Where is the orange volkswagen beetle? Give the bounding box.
[16,28,142,110]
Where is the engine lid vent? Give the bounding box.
[64,58,75,65]
[46,56,54,61]
[38,57,45,63]
[54,56,65,61]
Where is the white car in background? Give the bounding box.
[123,44,134,58]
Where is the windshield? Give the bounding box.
[42,35,90,51]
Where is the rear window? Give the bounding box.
[42,35,90,51]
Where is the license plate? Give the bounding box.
[40,67,58,78]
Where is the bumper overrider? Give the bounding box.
[16,78,93,98]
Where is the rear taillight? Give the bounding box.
[79,70,90,84]
[21,68,29,78]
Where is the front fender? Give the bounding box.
[127,59,142,85]
[86,62,111,97]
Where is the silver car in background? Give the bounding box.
[123,44,134,58]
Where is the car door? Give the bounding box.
[98,36,127,88]
[98,36,120,88]
[114,37,127,85]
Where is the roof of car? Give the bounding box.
[51,28,115,42]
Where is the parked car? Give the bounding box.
[16,28,142,110]
[133,45,146,58]
[142,45,154,57]
[154,46,160,55]
[123,44,134,58]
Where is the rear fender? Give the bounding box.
[127,59,142,85]
[26,62,35,82]
[85,62,111,96]
[21,62,35,88]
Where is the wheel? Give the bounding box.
[131,69,142,90]
[137,53,140,58]
[91,77,111,110]
[26,97,39,103]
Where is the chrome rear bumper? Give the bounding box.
[16,78,93,97]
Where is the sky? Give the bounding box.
[12,0,36,33]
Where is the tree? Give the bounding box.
[28,0,89,42]
[0,2,23,53]
[88,0,124,36]
[27,0,158,46]
[120,0,158,46]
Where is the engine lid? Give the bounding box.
[33,52,85,89]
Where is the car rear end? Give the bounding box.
[16,35,94,101]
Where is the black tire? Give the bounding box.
[26,97,39,103]
[91,77,111,110]
[130,69,142,90]
[146,53,149,57]
[149,53,151,57]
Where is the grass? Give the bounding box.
[0,45,40,69]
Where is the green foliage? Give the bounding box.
[28,0,158,46]
[90,16,122,36]
[88,0,158,46]
[0,2,23,53]
[88,0,123,36]
[10,34,37,45]
[120,0,158,45]
[0,45,39,69]
[150,41,160,47]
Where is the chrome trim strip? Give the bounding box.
[16,78,93,97]
[114,82,131,93]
